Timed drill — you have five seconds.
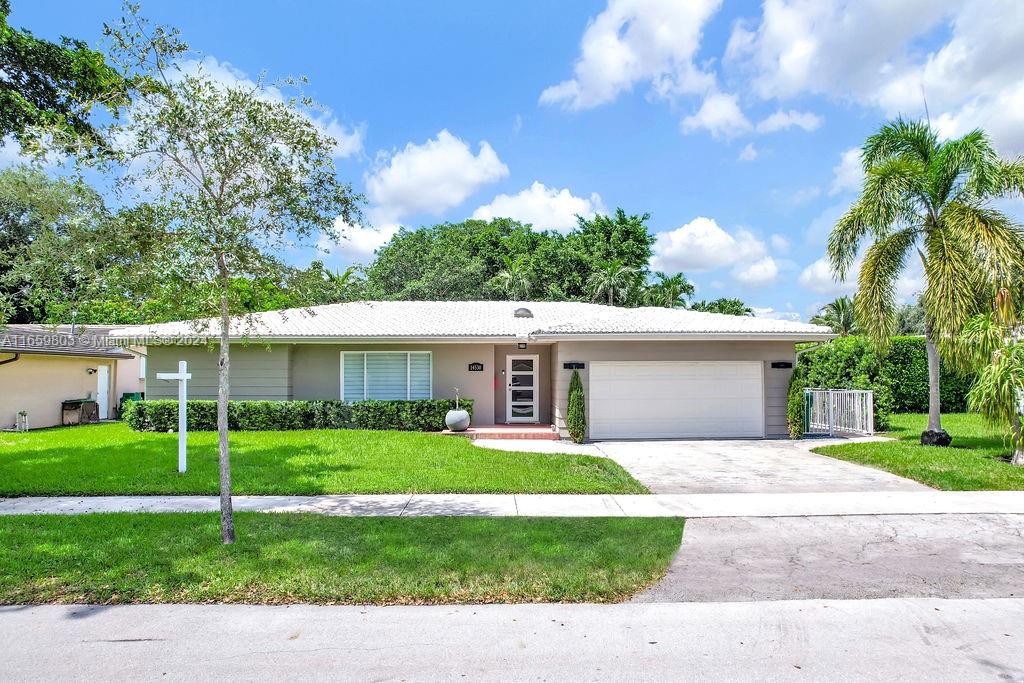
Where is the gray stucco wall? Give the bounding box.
[290,343,497,426]
[145,344,291,400]
[551,340,796,438]
[492,344,551,425]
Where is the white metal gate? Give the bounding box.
[804,388,874,436]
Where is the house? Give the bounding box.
[0,324,143,430]
[110,301,833,439]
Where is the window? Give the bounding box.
[341,352,432,401]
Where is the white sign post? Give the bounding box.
[156,360,192,473]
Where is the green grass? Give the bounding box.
[0,513,684,605]
[814,412,1024,490]
[0,423,645,496]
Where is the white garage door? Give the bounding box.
[589,361,765,439]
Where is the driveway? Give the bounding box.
[634,513,1024,602]
[592,438,927,494]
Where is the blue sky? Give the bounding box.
[7,1,1024,320]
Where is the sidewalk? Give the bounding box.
[3,490,1024,517]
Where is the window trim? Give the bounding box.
[340,351,433,401]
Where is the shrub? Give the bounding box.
[786,335,974,437]
[566,370,586,443]
[123,398,471,432]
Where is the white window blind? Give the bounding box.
[342,352,431,401]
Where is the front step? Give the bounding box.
[442,425,560,441]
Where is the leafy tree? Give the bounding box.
[895,299,926,335]
[103,8,361,543]
[689,297,753,316]
[488,254,531,299]
[0,166,112,323]
[645,271,693,308]
[0,0,128,156]
[810,296,860,336]
[566,369,586,443]
[587,259,637,305]
[956,289,1024,465]
[827,119,1024,444]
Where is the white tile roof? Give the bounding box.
[109,301,833,341]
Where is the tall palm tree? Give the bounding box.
[645,271,694,308]
[488,254,531,300]
[810,296,859,336]
[827,119,1024,444]
[587,259,637,305]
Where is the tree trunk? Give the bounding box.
[925,326,942,432]
[217,258,236,544]
[1013,415,1024,467]
[607,289,613,306]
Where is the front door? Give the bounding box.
[95,365,110,419]
[505,354,539,423]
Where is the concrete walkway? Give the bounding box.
[4,490,1024,517]
[4,599,1023,680]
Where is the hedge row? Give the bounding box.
[786,336,975,438]
[122,399,473,433]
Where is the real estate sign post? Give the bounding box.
[156,360,192,473]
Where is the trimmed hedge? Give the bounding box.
[786,336,974,438]
[123,399,473,433]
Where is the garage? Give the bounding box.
[588,361,765,439]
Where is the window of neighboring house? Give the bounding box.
[341,352,432,401]
[138,355,146,380]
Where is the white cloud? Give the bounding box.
[472,182,604,232]
[319,219,400,262]
[798,254,924,303]
[365,130,509,222]
[770,233,790,253]
[680,92,752,139]
[540,0,723,110]
[789,185,822,205]
[727,0,1024,155]
[179,57,365,160]
[829,147,863,196]
[0,137,26,167]
[755,109,823,133]
[733,256,780,285]
[652,216,766,272]
[798,257,855,296]
[752,305,801,322]
[737,142,759,161]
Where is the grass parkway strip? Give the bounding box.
[0,513,684,605]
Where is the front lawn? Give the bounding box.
[0,423,646,496]
[0,513,684,604]
[814,412,1024,490]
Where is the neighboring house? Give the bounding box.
[0,325,141,430]
[111,301,833,439]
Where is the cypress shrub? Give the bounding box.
[566,369,587,443]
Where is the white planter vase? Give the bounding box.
[445,409,471,432]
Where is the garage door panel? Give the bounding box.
[589,361,764,439]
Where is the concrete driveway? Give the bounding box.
[592,438,927,494]
[634,513,1024,602]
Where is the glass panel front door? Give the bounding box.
[506,354,538,423]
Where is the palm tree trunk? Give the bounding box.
[217,257,236,544]
[925,325,942,432]
[1013,415,1024,467]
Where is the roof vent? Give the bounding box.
[513,307,533,318]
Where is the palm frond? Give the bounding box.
[855,226,917,345]
[826,201,872,279]
[944,202,1024,283]
[861,156,928,228]
[933,129,999,201]
[862,118,938,167]
[921,222,981,343]
[996,158,1024,199]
